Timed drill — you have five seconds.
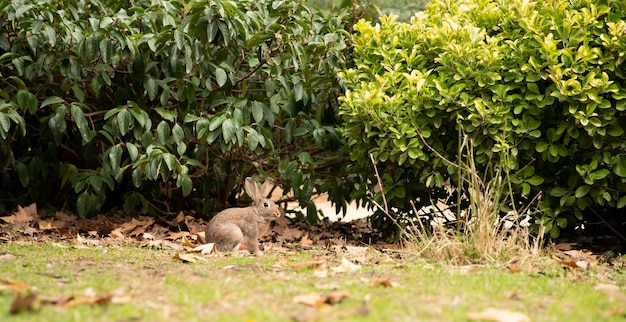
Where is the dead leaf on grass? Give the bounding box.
[166,231,191,241]
[468,308,529,322]
[594,283,626,302]
[330,258,361,273]
[343,245,369,263]
[75,233,100,247]
[293,291,350,308]
[118,217,154,236]
[63,294,113,308]
[0,279,36,292]
[191,243,217,255]
[447,265,482,275]
[373,278,398,288]
[173,252,208,263]
[0,252,16,261]
[9,292,38,314]
[282,227,305,240]
[291,260,327,271]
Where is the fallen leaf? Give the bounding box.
[63,294,113,308]
[109,229,125,239]
[38,221,53,230]
[293,291,350,307]
[447,265,482,275]
[554,242,576,251]
[0,252,16,261]
[0,279,35,292]
[330,258,361,273]
[282,227,305,240]
[173,252,208,263]
[373,278,398,288]
[191,243,217,255]
[468,308,529,322]
[166,231,191,241]
[10,292,37,314]
[181,236,195,248]
[1,203,37,227]
[291,260,327,271]
[300,233,313,247]
[314,262,329,278]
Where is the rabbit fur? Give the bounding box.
[205,177,281,254]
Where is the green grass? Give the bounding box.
[1,242,625,321]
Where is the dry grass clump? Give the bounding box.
[372,137,545,265]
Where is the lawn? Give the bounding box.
[1,240,625,321]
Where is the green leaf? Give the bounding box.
[215,67,227,87]
[70,103,92,143]
[527,175,544,186]
[157,121,171,145]
[76,192,90,218]
[172,123,184,144]
[145,77,158,100]
[575,185,590,198]
[617,196,626,209]
[41,96,65,108]
[16,89,37,114]
[549,187,569,197]
[109,144,123,171]
[252,101,264,124]
[613,155,626,177]
[17,162,29,187]
[127,143,139,162]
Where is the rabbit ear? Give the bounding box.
[244,177,261,203]
[259,180,272,198]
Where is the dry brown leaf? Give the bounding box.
[293,291,350,308]
[373,278,398,288]
[118,217,154,236]
[330,258,361,273]
[10,292,37,314]
[166,231,191,241]
[291,260,327,271]
[109,229,125,239]
[37,221,53,230]
[554,242,576,251]
[173,252,208,263]
[282,227,305,240]
[181,236,195,248]
[300,233,313,247]
[1,203,37,226]
[314,262,329,278]
[558,259,586,269]
[63,294,113,308]
[0,279,35,292]
[468,308,529,322]
[191,243,217,255]
[172,211,186,224]
[0,252,16,261]
[448,265,482,275]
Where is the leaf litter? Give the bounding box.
[1,202,626,320]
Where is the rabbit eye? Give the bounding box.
[263,202,269,208]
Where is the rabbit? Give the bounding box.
[205,177,281,255]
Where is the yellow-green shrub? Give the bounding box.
[340,0,626,237]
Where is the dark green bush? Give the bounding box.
[340,0,626,237]
[0,0,363,219]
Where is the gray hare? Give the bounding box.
[205,177,281,255]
